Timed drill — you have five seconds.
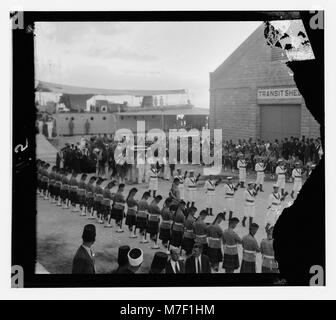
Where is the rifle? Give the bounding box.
[215,177,222,187]
[281,191,289,201]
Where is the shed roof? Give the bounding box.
[35,80,186,96]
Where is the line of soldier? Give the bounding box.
[39,152,307,231]
[38,159,279,273]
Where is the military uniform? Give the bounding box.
[240,233,260,273]
[85,180,96,218]
[101,186,114,225]
[170,209,185,248]
[137,198,150,243]
[136,150,146,184]
[69,175,79,211]
[181,215,196,254]
[48,169,57,203]
[291,165,303,197]
[265,189,282,228]
[222,228,242,272]
[185,173,197,206]
[206,224,223,270]
[54,171,63,206]
[126,196,138,230]
[41,166,50,199]
[193,218,208,254]
[60,174,71,209]
[204,179,217,215]
[159,206,172,245]
[111,190,126,232]
[169,184,181,206]
[244,187,257,219]
[275,161,287,193]
[93,182,104,219]
[260,238,279,273]
[237,156,247,187]
[149,167,159,197]
[255,160,265,190]
[223,178,237,220]
[148,200,162,249]
[77,176,87,215]
[175,172,185,200]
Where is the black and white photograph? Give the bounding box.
[8,6,329,294]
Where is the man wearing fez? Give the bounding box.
[72,224,96,274]
[149,251,168,274]
[111,245,131,273]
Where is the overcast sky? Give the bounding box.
[35,21,261,108]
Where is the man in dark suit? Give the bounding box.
[185,243,211,273]
[72,224,96,274]
[165,248,185,274]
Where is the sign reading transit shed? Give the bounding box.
[257,87,302,100]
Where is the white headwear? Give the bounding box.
[128,248,143,267]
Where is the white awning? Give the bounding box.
[35,80,186,96]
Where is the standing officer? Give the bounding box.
[174,168,186,201]
[237,153,247,188]
[255,156,266,192]
[223,176,238,221]
[148,163,159,198]
[204,175,221,216]
[291,161,304,199]
[265,184,287,231]
[242,181,258,228]
[185,170,200,209]
[275,159,287,196]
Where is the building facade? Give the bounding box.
[209,24,320,142]
[52,106,208,136]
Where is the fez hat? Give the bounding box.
[250,223,259,230]
[229,217,240,224]
[188,206,197,213]
[128,248,143,267]
[82,224,96,243]
[150,252,168,273]
[118,245,130,267]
